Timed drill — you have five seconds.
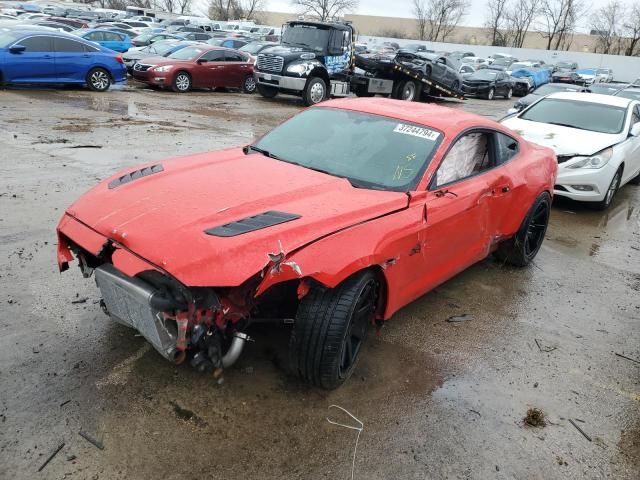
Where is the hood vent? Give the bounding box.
[108,164,164,189]
[205,211,301,237]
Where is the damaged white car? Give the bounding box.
[502,92,640,209]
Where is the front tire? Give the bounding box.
[242,74,256,94]
[505,87,513,99]
[592,167,622,210]
[172,71,191,93]
[257,83,278,98]
[303,77,327,106]
[495,192,551,267]
[86,68,111,92]
[290,270,378,389]
[486,87,495,100]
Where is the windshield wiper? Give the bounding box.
[244,145,282,160]
[547,121,584,130]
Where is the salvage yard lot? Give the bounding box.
[1,85,639,479]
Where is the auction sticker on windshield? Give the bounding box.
[393,124,440,141]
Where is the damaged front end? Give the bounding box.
[58,224,304,377]
[95,262,254,374]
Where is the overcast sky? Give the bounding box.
[264,0,634,29]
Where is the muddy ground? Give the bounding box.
[0,84,638,480]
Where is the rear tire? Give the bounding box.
[172,71,191,93]
[290,270,378,389]
[392,79,420,101]
[86,68,111,92]
[257,83,278,98]
[495,192,551,267]
[242,74,256,94]
[303,77,327,106]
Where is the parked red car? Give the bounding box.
[56,99,557,389]
[131,45,255,93]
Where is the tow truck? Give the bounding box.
[254,20,464,106]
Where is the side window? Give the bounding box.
[201,50,224,62]
[225,51,244,62]
[54,37,86,52]
[86,32,104,41]
[18,36,53,52]
[434,132,493,187]
[104,32,121,41]
[495,132,519,164]
[633,105,640,124]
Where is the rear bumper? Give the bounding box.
[254,71,306,92]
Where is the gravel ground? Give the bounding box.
[0,84,638,480]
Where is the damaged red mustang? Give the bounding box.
[57,98,557,389]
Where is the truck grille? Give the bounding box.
[257,54,284,73]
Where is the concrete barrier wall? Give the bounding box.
[358,35,640,83]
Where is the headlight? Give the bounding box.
[153,65,174,72]
[567,147,613,169]
[287,63,308,74]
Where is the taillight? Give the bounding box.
[115,54,123,64]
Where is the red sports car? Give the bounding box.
[131,45,256,93]
[56,99,557,389]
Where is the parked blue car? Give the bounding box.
[0,30,127,91]
[510,67,550,96]
[74,29,132,53]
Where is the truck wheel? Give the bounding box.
[495,192,551,267]
[257,84,278,98]
[393,80,420,101]
[303,77,327,106]
[290,270,378,389]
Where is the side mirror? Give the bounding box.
[197,58,208,64]
[631,123,640,137]
[9,45,26,54]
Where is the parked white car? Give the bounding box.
[502,92,640,209]
[596,68,614,82]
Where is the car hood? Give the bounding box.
[135,55,187,66]
[65,148,408,286]
[501,117,619,156]
[259,43,317,62]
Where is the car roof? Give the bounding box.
[547,91,633,107]
[316,98,502,135]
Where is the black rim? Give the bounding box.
[338,280,377,378]
[524,202,549,257]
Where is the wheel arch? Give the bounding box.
[306,67,330,87]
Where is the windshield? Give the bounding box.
[470,70,498,80]
[252,108,442,191]
[520,98,626,134]
[153,42,182,55]
[555,62,573,69]
[617,89,640,101]
[135,33,152,41]
[281,24,330,52]
[534,83,580,95]
[240,42,265,54]
[166,46,204,60]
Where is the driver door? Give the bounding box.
[195,49,225,87]
[420,131,498,291]
[4,35,56,82]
